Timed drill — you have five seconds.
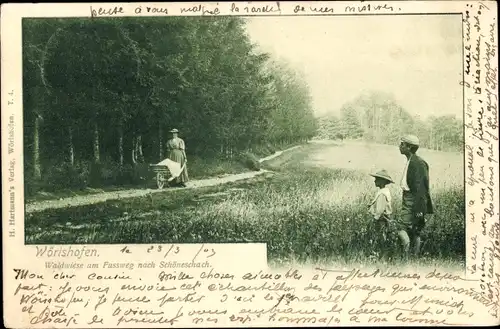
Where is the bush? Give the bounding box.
[24,173,42,198]
[89,162,102,187]
[265,143,276,154]
[239,152,261,171]
[43,162,90,191]
[99,160,146,186]
[25,158,158,193]
[116,164,135,185]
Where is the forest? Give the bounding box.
[315,91,464,152]
[23,17,464,196]
[23,17,317,194]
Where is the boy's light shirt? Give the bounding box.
[369,187,392,219]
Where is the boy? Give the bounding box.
[368,169,394,259]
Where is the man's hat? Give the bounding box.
[169,128,179,133]
[401,134,420,146]
[370,169,394,183]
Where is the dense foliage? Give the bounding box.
[316,91,464,152]
[23,17,317,192]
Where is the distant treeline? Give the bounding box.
[316,91,464,152]
[23,17,317,190]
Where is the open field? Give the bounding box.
[25,141,465,267]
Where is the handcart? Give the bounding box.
[149,158,186,189]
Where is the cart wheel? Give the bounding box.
[156,172,165,189]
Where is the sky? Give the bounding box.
[244,15,463,118]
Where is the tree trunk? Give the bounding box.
[118,126,124,167]
[93,122,100,164]
[137,135,144,163]
[158,124,163,160]
[68,126,74,166]
[132,134,137,164]
[33,115,42,180]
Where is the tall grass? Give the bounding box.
[26,164,464,265]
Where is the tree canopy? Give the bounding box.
[316,91,463,152]
[23,17,318,189]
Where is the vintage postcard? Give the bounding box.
[2,1,499,327]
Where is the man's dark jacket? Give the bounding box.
[406,154,434,215]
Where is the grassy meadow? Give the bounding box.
[25,141,465,266]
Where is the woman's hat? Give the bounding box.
[370,169,394,183]
[169,128,179,133]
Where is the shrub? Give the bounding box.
[89,162,102,187]
[24,173,42,197]
[43,162,90,191]
[239,152,261,171]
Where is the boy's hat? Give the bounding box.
[401,134,419,146]
[370,169,394,183]
[169,128,179,133]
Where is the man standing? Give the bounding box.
[397,135,433,260]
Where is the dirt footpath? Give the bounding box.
[25,145,303,214]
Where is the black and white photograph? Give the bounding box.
[23,13,465,268]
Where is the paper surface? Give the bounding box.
[1,1,499,327]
